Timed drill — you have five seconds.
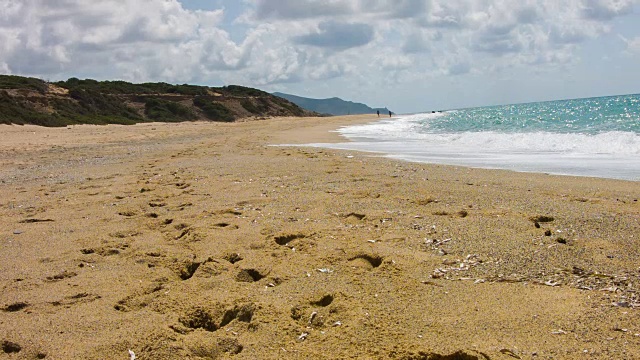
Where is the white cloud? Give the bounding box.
[0,0,638,111]
[623,35,640,54]
[0,0,232,82]
[582,0,635,19]
[307,61,351,81]
[377,53,414,71]
[402,30,440,53]
[294,21,374,50]
[447,61,471,75]
[254,0,355,19]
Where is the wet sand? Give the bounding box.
[1,115,639,359]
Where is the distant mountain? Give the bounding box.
[0,75,314,127]
[273,92,391,116]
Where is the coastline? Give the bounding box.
[297,114,640,182]
[264,114,383,144]
[1,117,639,359]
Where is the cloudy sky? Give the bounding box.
[1,0,639,113]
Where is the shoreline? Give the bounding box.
[1,116,639,359]
[307,120,640,183]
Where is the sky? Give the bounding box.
[1,0,639,113]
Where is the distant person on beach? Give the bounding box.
[389,110,392,117]
[377,110,380,117]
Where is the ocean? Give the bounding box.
[309,94,640,181]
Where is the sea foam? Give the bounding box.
[311,95,640,180]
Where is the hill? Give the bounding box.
[273,92,391,116]
[0,75,314,127]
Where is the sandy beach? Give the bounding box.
[1,115,639,359]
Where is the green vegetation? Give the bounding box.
[0,91,59,126]
[0,89,142,127]
[0,75,48,93]
[276,99,306,117]
[193,96,234,122]
[68,88,142,119]
[164,84,210,96]
[144,98,197,122]
[222,85,270,97]
[46,94,141,125]
[56,78,210,96]
[240,98,270,114]
[1,75,313,126]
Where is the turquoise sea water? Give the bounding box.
[309,94,640,181]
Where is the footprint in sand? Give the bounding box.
[2,302,29,312]
[148,200,167,208]
[222,252,243,264]
[114,278,168,312]
[117,209,138,217]
[273,233,306,246]
[212,222,238,229]
[235,268,267,283]
[109,230,141,239]
[50,292,101,307]
[291,293,338,328]
[80,242,129,256]
[2,340,22,354]
[310,294,334,307]
[174,182,190,189]
[184,336,243,357]
[347,254,383,270]
[176,303,255,333]
[45,270,77,282]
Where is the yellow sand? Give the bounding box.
[1,115,639,359]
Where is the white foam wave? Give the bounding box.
[337,112,444,141]
[411,131,640,155]
[337,114,640,156]
[317,113,640,180]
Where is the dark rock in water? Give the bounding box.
[556,237,567,244]
[534,221,540,228]
[544,229,552,236]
